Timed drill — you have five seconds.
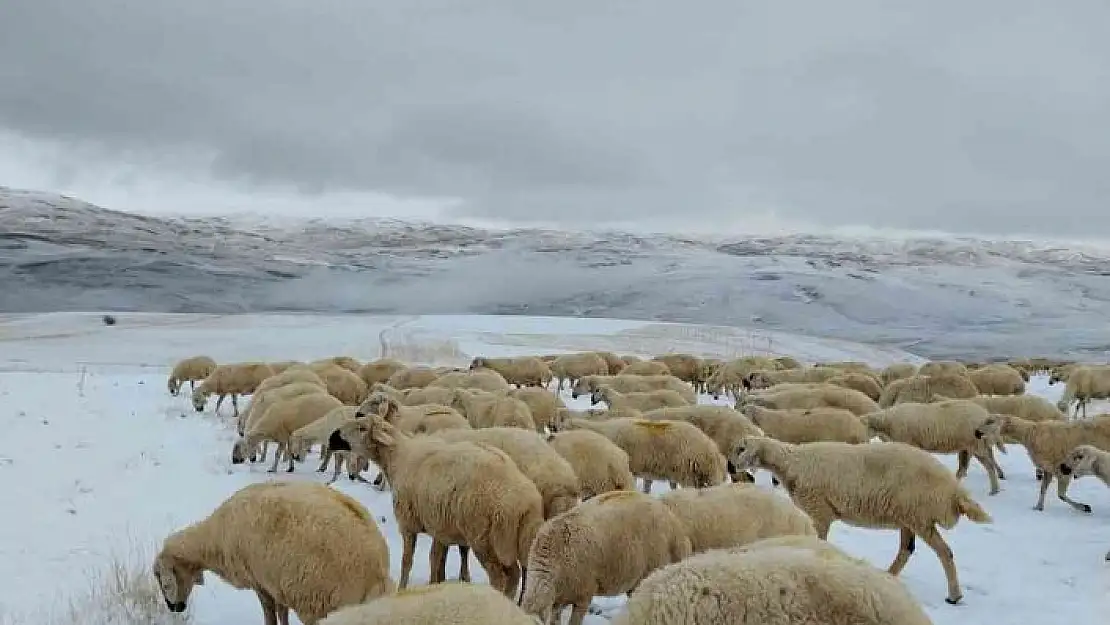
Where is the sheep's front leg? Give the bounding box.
[325,453,343,485]
[267,443,282,473]
[568,603,589,625]
[399,531,417,590]
[1034,469,1053,510]
[429,541,449,583]
[1055,473,1092,513]
[457,545,471,581]
[971,450,1001,495]
[231,394,240,418]
[254,588,278,625]
[920,524,964,605]
[285,444,296,472]
[955,451,970,479]
[213,394,226,415]
[275,603,290,625]
[316,446,332,473]
[887,527,915,576]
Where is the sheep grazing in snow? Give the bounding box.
[652,353,704,388]
[153,481,393,625]
[520,490,692,625]
[740,384,879,416]
[287,406,365,483]
[572,374,695,403]
[311,363,370,405]
[997,414,1110,512]
[968,363,1026,395]
[918,360,969,378]
[611,536,934,625]
[741,404,869,445]
[589,386,691,412]
[824,372,883,401]
[449,388,537,430]
[1056,364,1110,418]
[469,356,553,388]
[1059,445,1110,559]
[548,352,610,392]
[742,367,841,391]
[428,368,512,392]
[192,362,276,417]
[546,429,635,498]
[319,582,539,625]
[731,436,992,604]
[639,405,764,483]
[167,355,217,396]
[233,392,345,472]
[507,387,566,433]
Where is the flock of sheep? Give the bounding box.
[154,350,1110,624]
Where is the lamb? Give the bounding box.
[357,358,407,388]
[167,355,217,396]
[877,373,978,407]
[548,352,610,392]
[311,363,370,405]
[545,429,635,498]
[564,417,728,493]
[387,366,441,390]
[318,582,539,625]
[507,387,566,433]
[337,415,544,597]
[1056,365,1110,418]
[639,405,764,482]
[469,356,553,388]
[519,490,692,625]
[658,483,816,554]
[191,362,276,417]
[968,363,1026,395]
[824,372,883,401]
[997,414,1110,512]
[611,537,934,625]
[590,386,691,412]
[233,393,345,472]
[237,381,329,459]
[880,362,918,385]
[571,374,696,403]
[741,384,879,416]
[430,426,582,518]
[861,400,1006,495]
[731,436,993,604]
[652,353,704,387]
[741,405,869,445]
[620,360,671,376]
[918,360,970,377]
[288,406,363,482]
[428,368,512,392]
[153,481,393,625]
[449,388,536,430]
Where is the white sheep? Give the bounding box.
[545,429,635,498]
[997,414,1110,512]
[238,380,329,454]
[639,405,764,483]
[741,404,869,445]
[731,436,992,604]
[507,386,566,433]
[287,405,364,483]
[312,362,370,405]
[357,392,472,490]
[450,388,536,430]
[563,417,728,493]
[337,415,544,598]
[658,483,816,553]
[191,362,276,417]
[824,372,883,401]
[918,360,969,377]
[233,392,344,472]
[387,366,441,390]
[1060,445,1110,559]
[611,537,934,625]
[548,352,610,392]
[254,365,326,395]
[877,373,978,407]
[861,399,1007,495]
[1056,364,1110,418]
[880,362,918,385]
[428,368,512,392]
[318,582,540,625]
[312,355,362,372]
[589,386,691,412]
[652,353,705,388]
[357,357,407,388]
[520,490,693,625]
[153,480,393,625]
[619,360,671,376]
[167,355,217,396]
[469,356,553,388]
[400,385,456,407]
[967,363,1026,395]
[572,374,695,403]
[741,384,879,416]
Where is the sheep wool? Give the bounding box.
[546,429,635,498]
[318,582,539,625]
[153,480,393,625]
[659,483,816,554]
[167,355,217,396]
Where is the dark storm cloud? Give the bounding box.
[1,0,1108,235]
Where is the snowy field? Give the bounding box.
[0,312,1107,623]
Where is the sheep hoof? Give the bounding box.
[944,595,963,605]
[588,604,604,616]
[988,489,1000,496]
[1032,504,1044,511]
[1079,504,1093,514]
[266,468,277,474]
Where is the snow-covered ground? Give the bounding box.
[0,312,1106,623]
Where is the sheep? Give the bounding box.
[1059,445,1110,548]
[610,537,934,625]
[741,384,879,416]
[428,368,511,392]
[639,405,764,482]
[590,386,690,412]
[254,365,326,395]
[153,481,393,625]
[545,429,635,498]
[658,483,816,554]
[430,427,581,518]
[469,356,553,388]
[311,355,362,372]
[772,355,803,370]
[563,417,728,493]
[730,436,992,604]
[595,351,627,374]
[287,406,364,482]
[237,381,329,461]
[233,393,345,473]
[191,362,276,417]
[997,414,1110,512]
[387,366,441,390]
[401,385,456,407]
[706,359,780,401]
[357,357,407,388]
[918,360,969,377]
[861,400,1006,495]
[571,374,696,403]
[880,362,918,385]
[814,360,875,374]
[548,352,609,392]
[267,360,303,374]
[358,392,472,491]
[507,387,566,433]
[167,355,217,396]
[651,353,703,387]
[337,414,544,597]
[741,405,869,445]
[968,363,1026,395]
[969,394,1065,479]
[449,388,536,430]
[318,582,539,625]
[742,367,841,391]
[520,490,692,625]
[620,360,671,376]
[824,372,883,401]
[877,373,978,407]
[312,363,370,405]
[1056,365,1110,418]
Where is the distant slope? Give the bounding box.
[2,185,1109,360]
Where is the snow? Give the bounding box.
[0,312,1106,623]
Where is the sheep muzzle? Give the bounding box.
[165,599,187,612]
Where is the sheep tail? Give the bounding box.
[955,490,992,524]
[514,510,544,605]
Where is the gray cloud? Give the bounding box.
[1,0,1109,236]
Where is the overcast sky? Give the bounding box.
[1,1,1108,237]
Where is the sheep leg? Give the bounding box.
[267,443,282,473]
[640,478,653,494]
[955,451,970,479]
[1055,473,1092,513]
[214,394,226,415]
[254,588,278,625]
[887,528,915,576]
[971,450,1001,495]
[325,453,343,485]
[1034,469,1054,510]
[316,448,333,473]
[276,604,290,625]
[285,445,296,472]
[231,394,239,418]
[189,380,196,393]
[504,562,522,600]
[568,604,589,625]
[919,524,964,605]
[473,550,510,597]
[457,545,471,581]
[398,531,417,590]
[429,541,448,583]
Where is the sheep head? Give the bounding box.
[730,436,787,473]
[1059,445,1103,477]
[167,377,180,396]
[152,550,205,613]
[468,357,487,371]
[338,415,401,469]
[190,387,208,412]
[588,386,610,406]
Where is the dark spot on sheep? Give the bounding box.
[354,412,365,419]
[328,429,351,452]
[1059,463,1072,475]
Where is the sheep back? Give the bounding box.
[659,483,816,553]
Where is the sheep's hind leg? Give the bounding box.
[254,588,278,625]
[1034,470,1054,510]
[1055,473,1092,513]
[955,451,970,479]
[231,394,239,418]
[275,603,290,625]
[398,531,418,589]
[919,524,964,605]
[457,545,471,581]
[971,450,1001,495]
[429,541,449,583]
[887,528,915,576]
